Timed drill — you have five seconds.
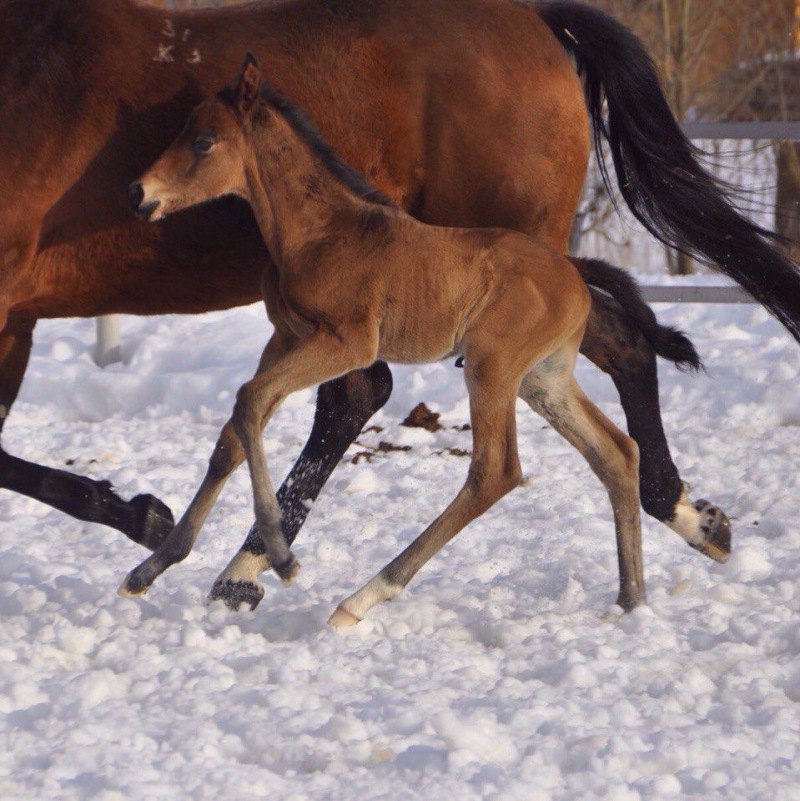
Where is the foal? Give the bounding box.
[120,55,644,622]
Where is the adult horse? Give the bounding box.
[1,0,793,608]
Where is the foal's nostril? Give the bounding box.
[137,200,161,222]
[127,182,160,221]
[127,181,145,213]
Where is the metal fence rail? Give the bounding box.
[639,286,754,304]
[682,121,800,140]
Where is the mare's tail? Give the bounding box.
[539,2,800,342]
[574,257,702,371]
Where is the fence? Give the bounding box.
[92,120,800,366]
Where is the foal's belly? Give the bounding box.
[376,307,465,365]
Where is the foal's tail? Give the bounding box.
[539,2,800,342]
[573,258,702,372]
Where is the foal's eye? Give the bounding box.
[191,136,215,156]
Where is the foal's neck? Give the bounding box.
[243,107,376,267]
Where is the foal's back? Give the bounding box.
[305,208,591,367]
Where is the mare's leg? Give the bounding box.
[581,290,730,561]
[0,314,173,548]
[329,357,523,626]
[208,361,393,610]
[518,361,645,611]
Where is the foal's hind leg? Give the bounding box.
[329,357,523,626]
[519,362,645,610]
[208,361,393,610]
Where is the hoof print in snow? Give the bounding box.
[207,579,265,611]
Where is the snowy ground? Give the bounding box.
[1,297,799,800]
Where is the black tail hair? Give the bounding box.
[575,258,703,371]
[538,2,800,342]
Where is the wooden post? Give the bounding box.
[794,0,800,51]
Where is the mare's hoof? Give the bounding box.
[689,499,731,563]
[328,605,362,628]
[207,578,265,611]
[274,556,300,585]
[117,570,150,598]
[129,494,175,551]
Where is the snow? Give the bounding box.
[1,299,799,800]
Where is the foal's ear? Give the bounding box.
[233,52,261,116]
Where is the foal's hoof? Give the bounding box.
[689,499,732,563]
[328,605,362,628]
[273,556,300,585]
[207,578,265,611]
[129,494,175,552]
[615,590,647,613]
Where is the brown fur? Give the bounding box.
[0,0,727,593]
[0,0,586,329]
[118,57,645,620]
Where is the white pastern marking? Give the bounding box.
[218,550,269,584]
[339,575,401,620]
[162,19,176,38]
[666,487,704,545]
[153,44,175,63]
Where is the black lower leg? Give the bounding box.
[581,292,683,522]
[0,449,174,550]
[239,361,394,556]
[613,360,684,522]
[0,314,173,550]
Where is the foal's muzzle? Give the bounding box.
[127,181,160,222]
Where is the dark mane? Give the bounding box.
[220,81,394,209]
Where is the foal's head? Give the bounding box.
[129,54,263,222]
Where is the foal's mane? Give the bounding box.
[220,81,394,210]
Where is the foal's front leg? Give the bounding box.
[117,331,296,597]
[208,361,394,610]
[230,327,379,583]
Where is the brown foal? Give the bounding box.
[119,56,644,622]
